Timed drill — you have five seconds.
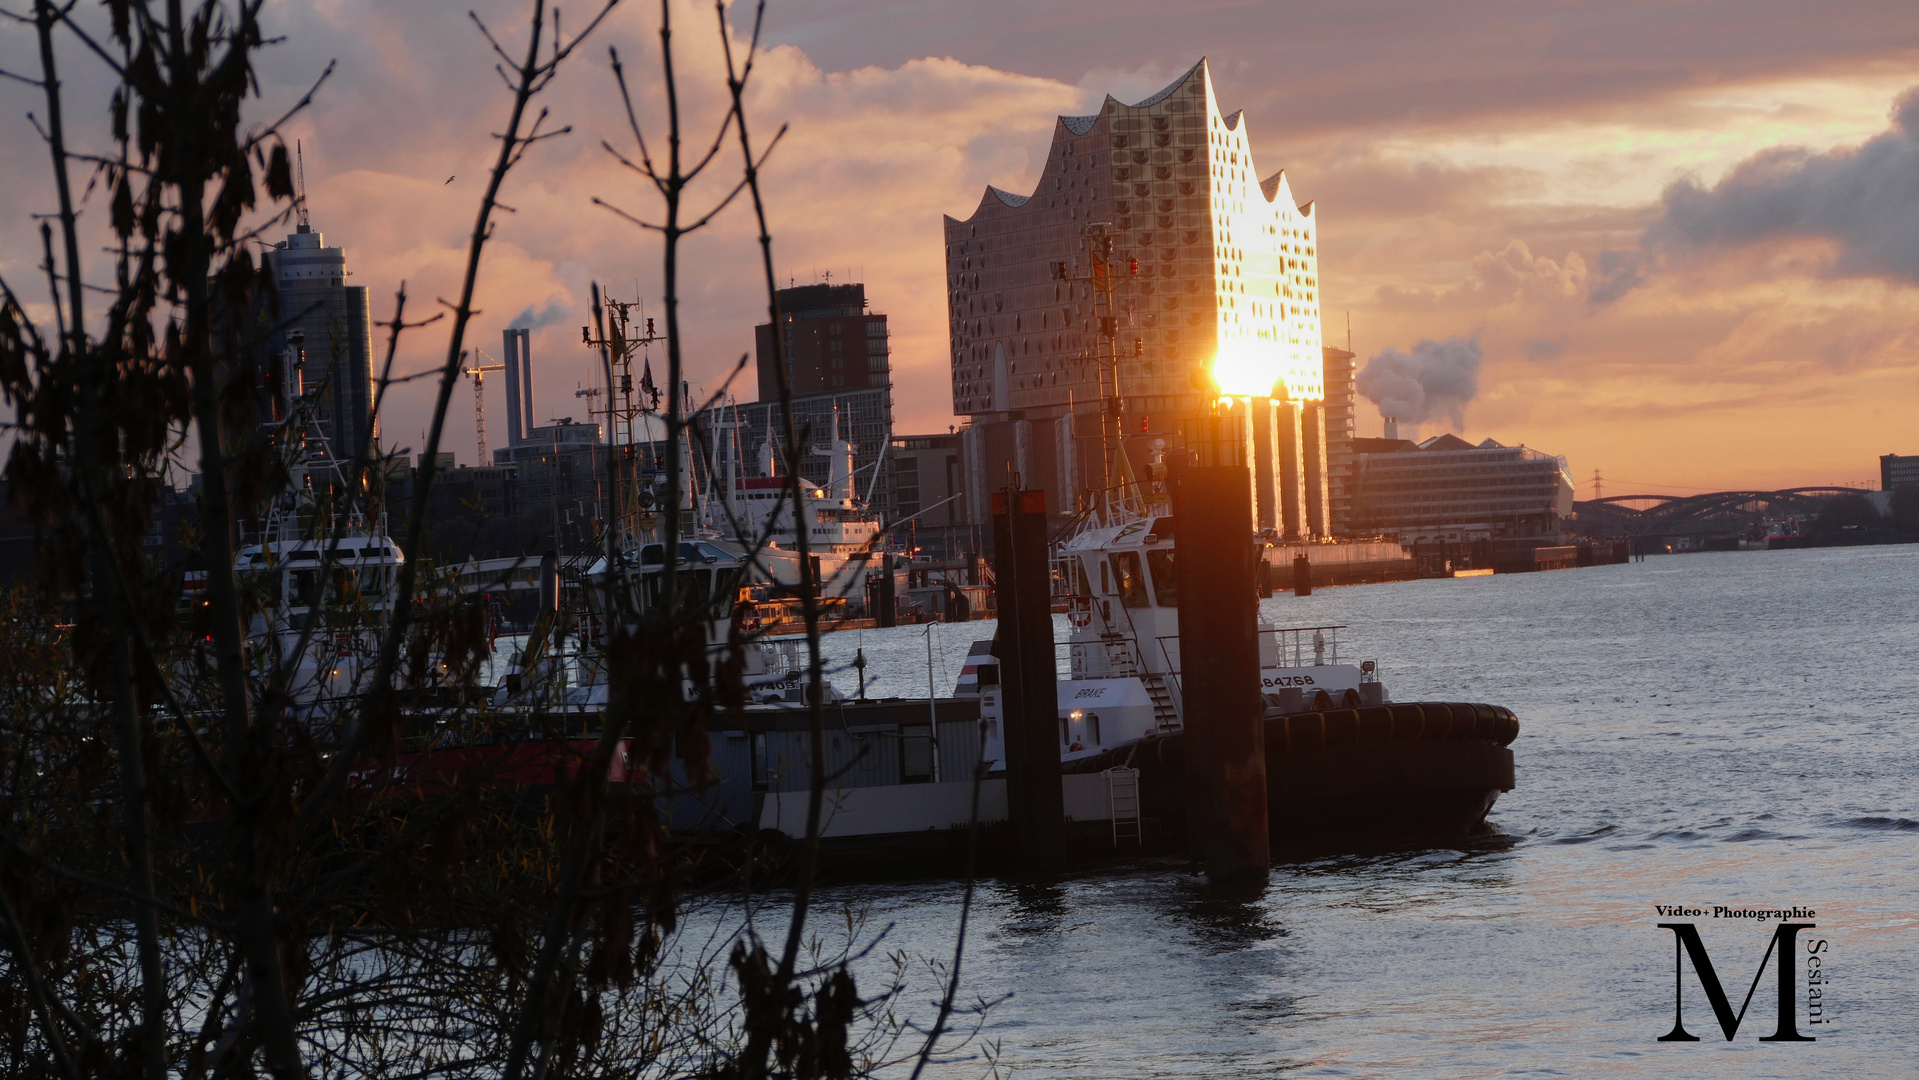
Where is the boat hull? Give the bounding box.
[1070,701,1520,846]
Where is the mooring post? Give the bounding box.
[874,551,896,628]
[1293,552,1312,597]
[992,486,1063,868]
[1172,431,1271,881]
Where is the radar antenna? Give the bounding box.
[295,139,311,230]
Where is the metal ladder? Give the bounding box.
[1105,766,1142,849]
[1140,674,1181,730]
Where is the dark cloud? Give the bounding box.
[756,0,1919,136]
[1586,248,1644,305]
[1639,85,1919,283]
[1356,336,1481,426]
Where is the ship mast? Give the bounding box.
[1055,221,1136,522]
[582,292,666,546]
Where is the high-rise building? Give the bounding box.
[265,221,375,459]
[1322,345,1357,534]
[1881,453,1919,490]
[745,282,895,508]
[754,283,891,400]
[943,59,1331,533]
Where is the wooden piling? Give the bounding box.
[1172,462,1271,881]
[992,487,1063,868]
[874,551,896,628]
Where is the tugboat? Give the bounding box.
[740,505,1518,857]
[1038,509,1518,847]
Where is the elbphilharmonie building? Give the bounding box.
[944,59,1354,537]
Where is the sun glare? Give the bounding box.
[1212,342,1282,398]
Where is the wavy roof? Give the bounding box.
[1128,58,1206,109]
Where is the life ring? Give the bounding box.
[1068,598,1092,628]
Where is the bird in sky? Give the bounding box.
[445,176,455,185]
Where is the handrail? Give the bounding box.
[1154,624,1347,668]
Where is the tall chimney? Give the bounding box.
[517,329,534,437]
[503,328,533,446]
[1383,416,1399,441]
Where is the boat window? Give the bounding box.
[901,726,934,783]
[1108,552,1148,609]
[642,568,715,615]
[1086,712,1101,745]
[976,663,999,686]
[1147,548,1177,607]
[1099,559,1110,595]
[328,567,358,603]
[288,568,320,608]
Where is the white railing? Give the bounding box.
[1262,625,1344,667]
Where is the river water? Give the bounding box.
[784,544,1919,1078]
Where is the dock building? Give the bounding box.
[943,58,1344,537]
[493,419,606,517]
[1348,433,1575,542]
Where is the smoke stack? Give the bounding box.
[1383,416,1399,441]
[503,328,533,446]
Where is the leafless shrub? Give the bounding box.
[0,1,993,1078]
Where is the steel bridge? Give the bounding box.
[1572,487,1862,538]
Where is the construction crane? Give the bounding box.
[465,349,506,465]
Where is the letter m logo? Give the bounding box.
[1657,922,1816,1042]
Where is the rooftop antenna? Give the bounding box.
[295,139,311,231]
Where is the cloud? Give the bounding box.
[1524,336,1565,361]
[1586,249,1644,305]
[1469,240,1587,301]
[1356,336,1482,427]
[1375,239,1588,311]
[0,0,1087,455]
[6,2,1919,490]
[1641,85,1919,283]
[760,1,1919,138]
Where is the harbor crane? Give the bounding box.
[464,349,506,465]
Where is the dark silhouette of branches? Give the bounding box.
[0,1,995,1077]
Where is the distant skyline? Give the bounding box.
[3,0,1916,495]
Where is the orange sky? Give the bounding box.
[3,0,1917,496]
